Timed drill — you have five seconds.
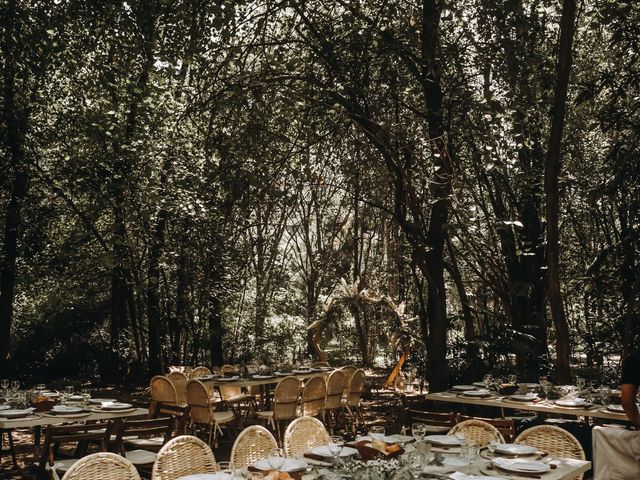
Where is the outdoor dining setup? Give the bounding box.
[12,362,640,480]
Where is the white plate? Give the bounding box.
[519,383,540,389]
[43,391,60,397]
[508,394,538,402]
[88,398,117,404]
[274,372,291,376]
[0,408,35,418]
[356,434,413,444]
[292,369,312,374]
[176,474,232,480]
[450,385,477,392]
[462,389,492,397]
[101,402,133,410]
[309,445,358,457]
[251,375,274,379]
[494,444,538,456]
[492,458,550,473]
[442,457,469,468]
[555,398,587,407]
[216,376,239,382]
[51,405,84,414]
[606,404,625,412]
[424,435,460,446]
[472,382,488,388]
[0,405,11,411]
[67,395,84,401]
[254,458,308,472]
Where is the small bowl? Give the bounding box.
[498,384,519,396]
[31,399,56,412]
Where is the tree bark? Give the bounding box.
[544,0,577,384]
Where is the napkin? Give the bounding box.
[492,458,548,472]
[449,473,504,480]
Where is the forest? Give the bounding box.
[0,0,638,392]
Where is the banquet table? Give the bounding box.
[0,406,148,430]
[424,391,632,423]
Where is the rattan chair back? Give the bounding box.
[151,435,217,480]
[283,416,330,458]
[61,452,140,480]
[456,414,516,442]
[186,379,214,425]
[448,419,505,446]
[515,425,585,479]
[230,425,278,468]
[325,370,346,410]
[346,369,365,407]
[301,376,327,417]
[150,375,178,406]
[167,372,188,405]
[273,376,301,421]
[114,417,173,457]
[218,365,243,399]
[190,366,212,379]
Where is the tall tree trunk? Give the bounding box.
[544,0,577,384]
[0,0,28,368]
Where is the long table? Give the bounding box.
[0,406,147,430]
[199,370,333,388]
[424,391,631,423]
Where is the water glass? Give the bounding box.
[488,440,498,455]
[406,450,426,476]
[369,425,385,441]
[328,435,344,461]
[267,448,285,470]
[11,380,20,393]
[411,422,427,440]
[508,374,517,384]
[600,386,611,406]
[65,385,74,396]
[483,374,493,389]
[462,442,479,461]
[81,388,91,406]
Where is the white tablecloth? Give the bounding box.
[592,426,640,479]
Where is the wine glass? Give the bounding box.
[267,448,285,471]
[483,374,493,389]
[600,386,611,406]
[411,422,427,441]
[81,388,91,407]
[406,450,425,477]
[576,376,586,394]
[1,379,8,396]
[508,374,517,385]
[328,435,344,464]
[65,385,74,396]
[488,440,498,456]
[369,425,385,442]
[11,380,20,393]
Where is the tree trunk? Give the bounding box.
[544,0,577,384]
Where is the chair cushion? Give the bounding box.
[256,410,274,419]
[125,436,165,449]
[212,411,235,423]
[125,449,157,465]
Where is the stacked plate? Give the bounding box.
[424,435,461,446]
[555,398,588,408]
[0,408,35,419]
[253,458,308,472]
[308,445,358,457]
[507,393,538,402]
[450,385,477,392]
[461,389,493,398]
[494,443,538,456]
[50,405,85,415]
[492,458,550,474]
[100,402,133,410]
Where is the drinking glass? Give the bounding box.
[11,380,19,393]
[36,383,46,393]
[369,425,385,441]
[1,378,8,396]
[65,385,74,396]
[600,386,611,406]
[328,435,344,463]
[508,374,517,384]
[406,450,425,477]
[454,431,467,445]
[411,422,427,441]
[483,374,493,389]
[488,440,498,456]
[81,388,91,406]
[542,381,553,399]
[462,441,479,461]
[267,448,285,470]
[576,376,586,395]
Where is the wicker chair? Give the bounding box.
[151,402,190,436]
[190,366,212,379]
[343,369,365,432]
[186,379,235,447]
[114,417,173,471]
[447,419,505,447]
[151,435,217,480]
[61,452,140,480]
[256,376,300,443]
[456,414,516,442]
[311,362,330,368]
[515,425,585,480]
[407,410,456,434]
[150,375,178,406]
[324,370,346,432]
[0,428,17,469]
[283,416,330,458]
[217,365,255,418]
[37,421,112,480]
[166,372,188,406]
[230,425,278,469]
[300,376,326,418]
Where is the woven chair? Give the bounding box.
[456,414,516,442]
[151,402,190,436]
[447,419,505,447]
[186,379,235,447]
[407,410,456,434]
[150,375,178,406]
[283,416,330,458]
[189,366,212,379]
[340,366,358,399]
[113,416,173,477]
[230,425,278,469]
[324,370,346,432]
[300,376,327,419]
[37,421,112,480]
[217,365,255,418]
[256,376,300,444]
[166,372,188,406]
[311,362,330,368]
[515,425,585,480]
[0,428,17,469]
[151,435,217,480]
[61,452,140,480]
[343,369,365,432]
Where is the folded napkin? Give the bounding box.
[492,458,549,472]
[449,473,505,480]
